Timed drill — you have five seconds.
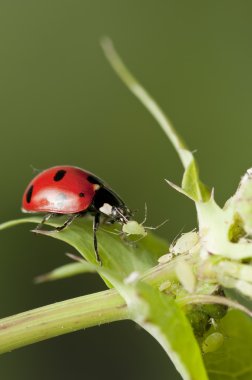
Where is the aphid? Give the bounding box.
[170,231,200,255]
[122,204,167,241]
[202,332,224,353]
[22,166,132,264]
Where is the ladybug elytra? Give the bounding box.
[22,166,132,263]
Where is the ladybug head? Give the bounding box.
[93,186,132,225]
[111,205,132,224]
[99,203,132,224]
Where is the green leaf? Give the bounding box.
[204,310,252,380]
[181,157,210,202]
[165,179,195,201]
[0,216,168,284]
[101,263,208,380]
[131,282,208,380]
[34,261,96,283]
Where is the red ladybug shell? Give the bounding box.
[22,166,102,214]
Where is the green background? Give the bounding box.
[1,1,252,379]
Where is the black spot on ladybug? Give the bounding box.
[26,185,33,203]
[54,170,66,182]
[87,175,103,186]
[79,192,85,197]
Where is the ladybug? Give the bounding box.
[22,166,132,263]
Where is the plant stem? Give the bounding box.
[0,258,181,354]
[0,289,128,354]
[0,254,210,354]
[100,37,189,168]
[1,253,251,355]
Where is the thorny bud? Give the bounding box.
[231,168,252,236]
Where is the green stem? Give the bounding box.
[0,289,128,354]
[0,257,181,354]
[1,253,251,355]
[100,37,188,169]
[101,38,207,202]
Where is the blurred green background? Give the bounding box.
[1,1,252,379]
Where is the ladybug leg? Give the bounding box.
[35,213,55,231]
[56,214,79,232]
[103,215,115,225]
[93,213,102,265]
